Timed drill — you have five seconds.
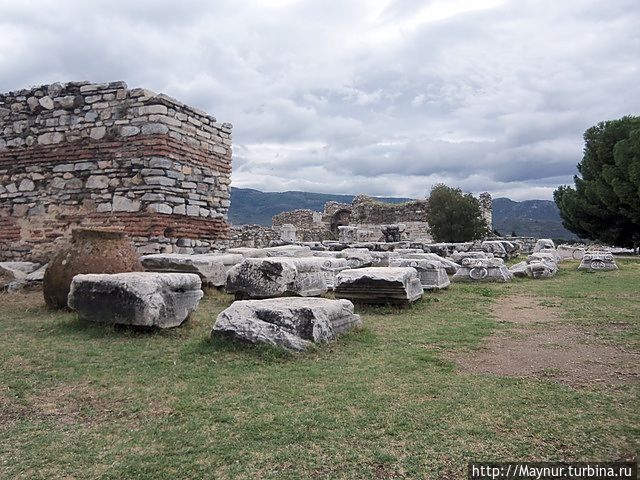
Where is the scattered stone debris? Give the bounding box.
[68,272,203,328]
[452,257,513,283]
[212,297,361,352]
[141,253,243,287]
[533,238,556,253]
[578,251,619,271]
[335,267,424,304]
[556,244,586,261]
[389,258,450,290]
[0,261,43,291]
[225,258,327,299]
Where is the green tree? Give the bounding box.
[554,116,640,250]
[426,184,490,242]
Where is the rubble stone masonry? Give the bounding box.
[0,81,232,262]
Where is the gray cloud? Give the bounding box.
[1,0,639,200]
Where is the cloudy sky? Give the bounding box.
[1,0,639,200]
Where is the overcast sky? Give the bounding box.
[1,0,638,200]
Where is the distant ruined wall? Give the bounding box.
[229,224,277,248]
[272,209,320,228]
[479,192,493,230]
[348,195,432,241]
[0,81,232,262]
[350,195,429,225]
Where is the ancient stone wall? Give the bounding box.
[229,224,277,248]
[0,81,232,262]
[478,192,493,229]
[272,209,318,228]
[349,195,429,225]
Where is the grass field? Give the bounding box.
[1,259,638,479]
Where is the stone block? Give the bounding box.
[225,258,327,299]
[112,195,141,212]
[578,251,618,271]
[389,258,450,290]
[335,267,424,304]
[452,258,512,283]
[141,253,243,286]
[68,272,203,328]
[212,297,361,352]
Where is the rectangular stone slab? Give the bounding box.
[141,253,243,286]
[225,258,327,299]
[68,272,203,328]
[335,267,423,304]
[452,258,513,283]
[212,297,362,352]
[390,258,450,290]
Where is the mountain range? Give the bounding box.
[229,187,578,240]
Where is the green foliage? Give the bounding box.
[426,184,490,242]
[554,116,640,248]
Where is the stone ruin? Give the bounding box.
[0,81,232,263]
[5,81,625,352]
[234,192,494,249]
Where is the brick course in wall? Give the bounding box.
[0,80,232,262]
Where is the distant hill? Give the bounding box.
[229,187,578,240]
[491,197,578,240]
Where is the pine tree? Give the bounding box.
[554,116,640,250]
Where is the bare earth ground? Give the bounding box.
[451,294,640,387]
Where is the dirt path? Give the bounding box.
[451,294,639,387]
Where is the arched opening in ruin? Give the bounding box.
[330,209,351,235]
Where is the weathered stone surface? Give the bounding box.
[369,251,400,267]
[299,257,349,290]
[452,258,512,283]
[0,261,41,290]
[578,252,618,271]
[279,224,297,243]
[400,252,460,274]
[228,247,269,258]
[335,267,423,304]
[2,263,46,291]
[526,260,556,279]
[380,224,405,242]
[509,261,529,278]
[557,245,586,261]
[112,195,141,212]
[338,226,358,244]
[264,245,312,257]
[390,258,450,290]
[449,251,492,263]
[533,238,556,253]
[212,297,361,352]
[527,252,557,265]
[225,258,327,299]
[0,261,41,275]
[68,272,203,328]
[480,240,508,259]
[141,253,243,286]
[336,248,374,268]
[85,175,110,189]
